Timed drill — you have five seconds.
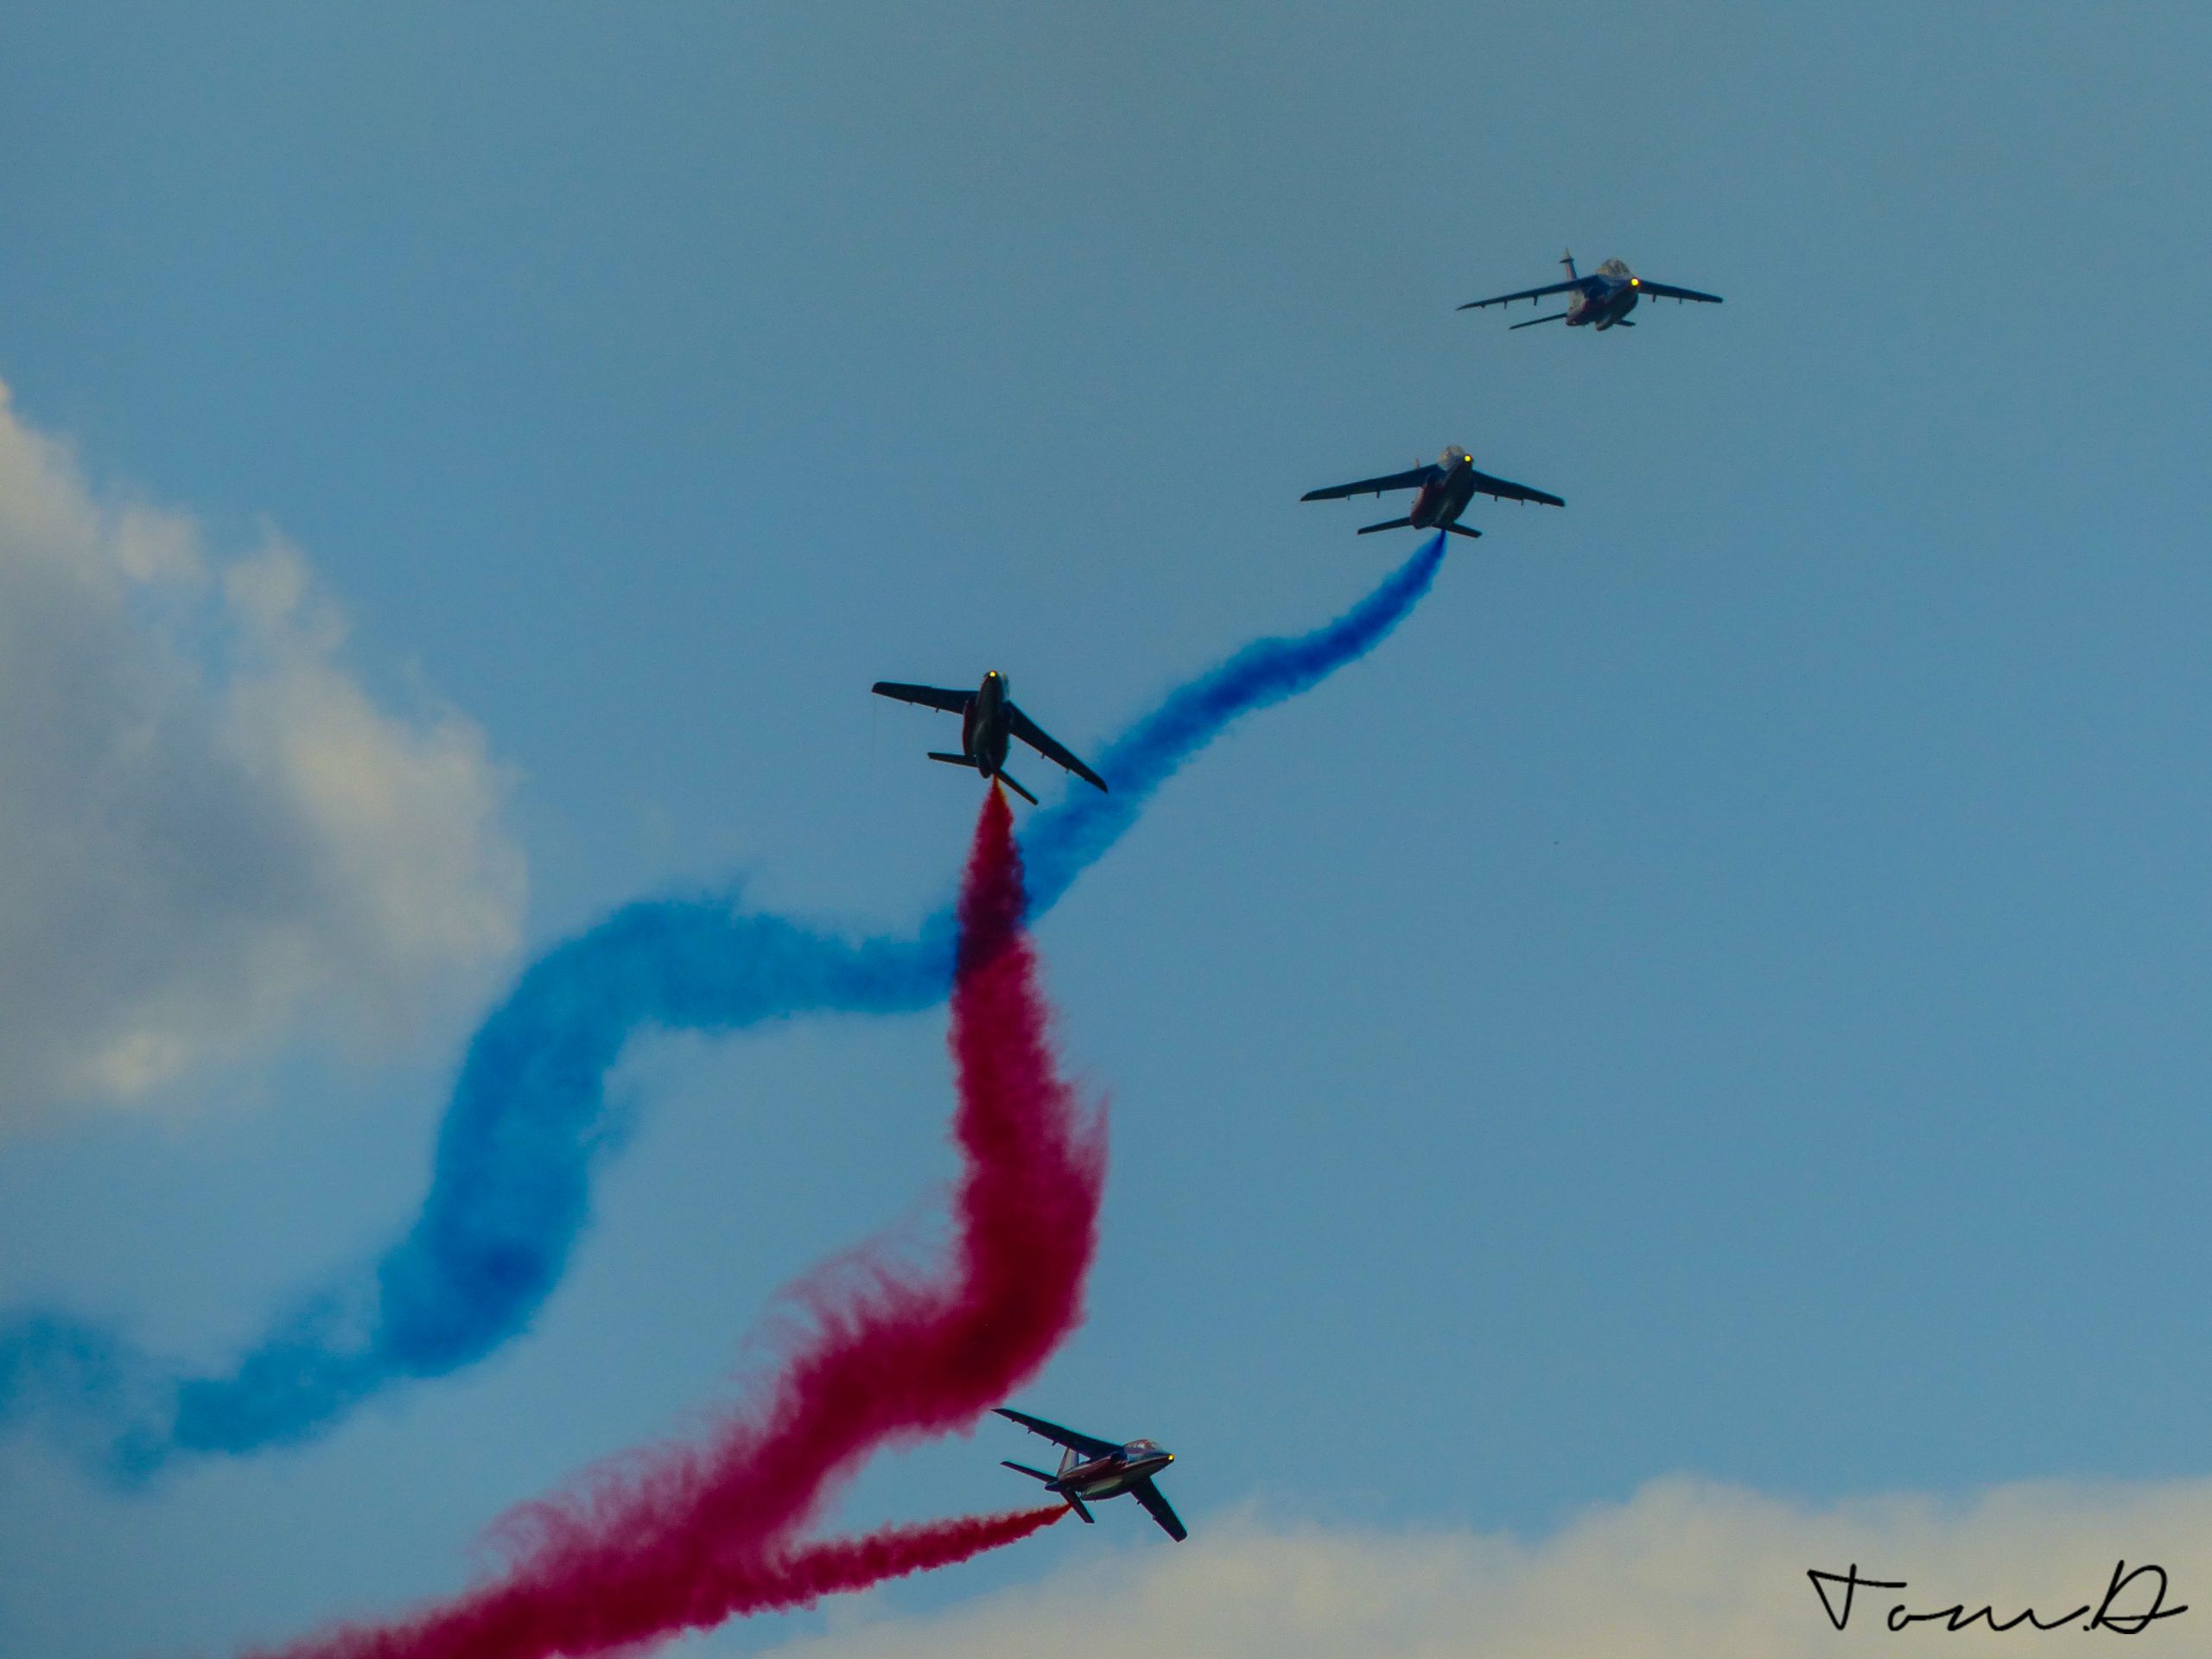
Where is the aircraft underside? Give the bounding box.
[1069,1471,1137,1499]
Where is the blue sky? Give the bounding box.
[3,3,2211,1655]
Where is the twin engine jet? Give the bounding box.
[995,1407,1186,1541]
[871,671,1108,805]
[1301,446,1564,539]
[1459,251,1723,332]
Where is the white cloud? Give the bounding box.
[726,1474,2212,1659]
[0,379,524,1120]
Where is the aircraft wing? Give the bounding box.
[994,1408,1121,1460]
[872,682,971,715]
[1300,464,1440,502]
[1130,1477,1188,1541]
[1005,704,1108,793]
[1633,279,1723,304]
[1467,467,1565,508]
[1457,277,1586,311]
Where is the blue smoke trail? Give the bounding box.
[0,537,1445,1479]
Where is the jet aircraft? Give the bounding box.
[871,671,1108,805]
[995,1407,1186,1541]
[1300,446,1563,539]
[1459,251,1723,331]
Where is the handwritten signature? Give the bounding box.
[1808,1562,2187,1635]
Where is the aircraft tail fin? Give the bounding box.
[1443,523,1483,540]
[927,752,978,767]
[1510,311,1568,329]
[1356,517,1415,536]
[996,768,1039,806]
[1001,1459,1057,1484]
[1065,1493,1096,1524]
[1560,249,1578,279]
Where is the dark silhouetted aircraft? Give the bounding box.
[995,1407,1186,1541]
[871,671,1107,805]
[1301,446,1564,539]
[1459,251,1723,331]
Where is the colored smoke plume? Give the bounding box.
[246,788,1099,1659]
[1023,532,1446,910]
[709,1503,1066,1614]
[1,536,1446,1475]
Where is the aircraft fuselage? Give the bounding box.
[1409,459,1481,529]
[1050,1441,1176,1502]
[1568,262,1643,329]
[961,672,1012,780]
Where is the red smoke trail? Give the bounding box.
[706,1503,1066,1614]
[251,787,1102,1659]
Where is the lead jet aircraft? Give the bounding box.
[1459,251,1723,331]
[995,1407,1187,1541]
[871,671,1108,805]
[1300,445,1564,539]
